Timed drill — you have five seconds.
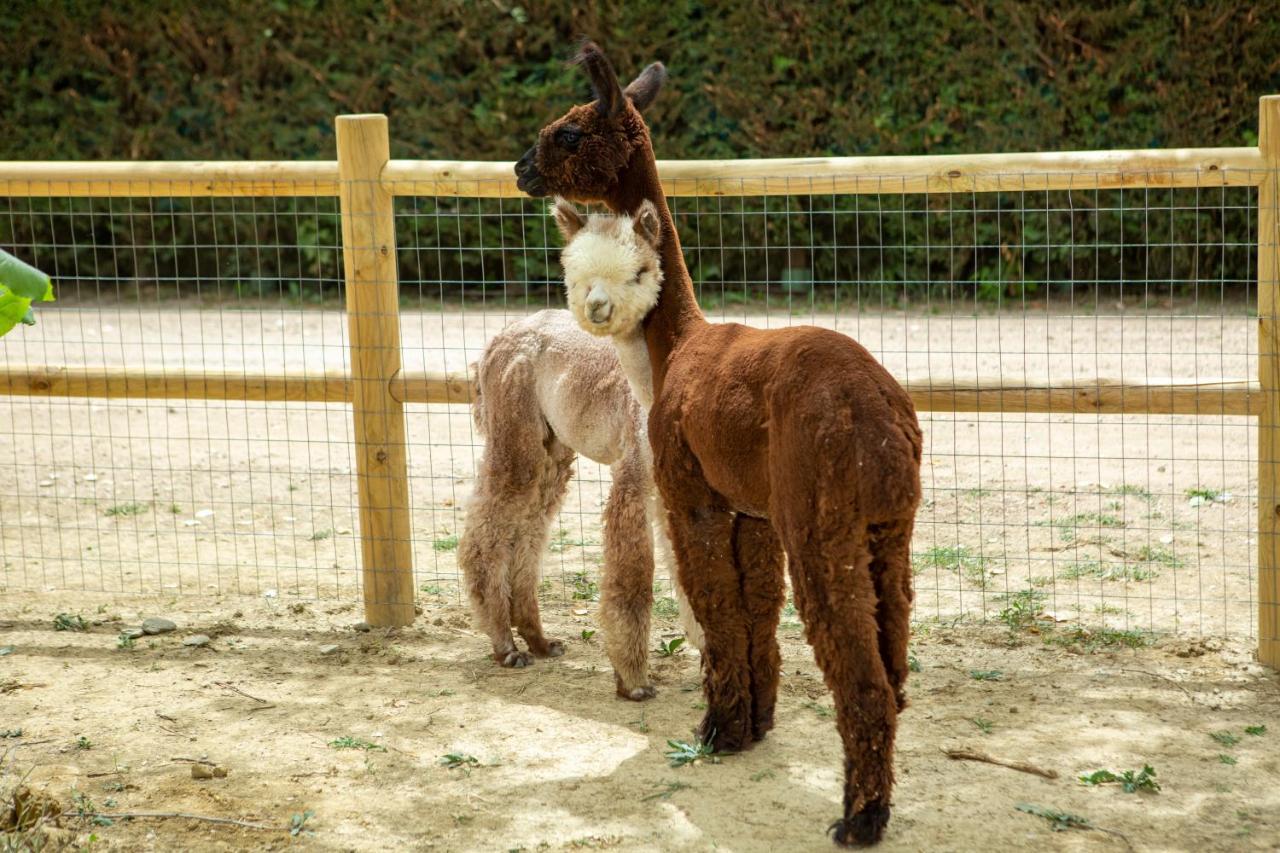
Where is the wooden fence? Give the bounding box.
[1,105,1277,668]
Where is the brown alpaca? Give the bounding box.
[516,45,922,847]
[460,308,701,700]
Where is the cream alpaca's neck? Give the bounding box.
[611,330,655,410]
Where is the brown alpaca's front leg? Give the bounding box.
[666,503,754,753]
[601,456,657,700]
[731,515,786,740]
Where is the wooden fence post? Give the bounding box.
[336,114,415,627]
[1258,95,1280,668]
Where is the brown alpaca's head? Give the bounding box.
[514,42,665,203]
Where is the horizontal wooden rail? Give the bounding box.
[1,366,1260,416]
[0,147,1265,199]
[0,161,340,197]
[384,147,1265,197]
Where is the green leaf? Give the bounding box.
[0,249,54,337]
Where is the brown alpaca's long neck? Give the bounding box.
[607,148,704,396]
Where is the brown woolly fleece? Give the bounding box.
[516,43,923,847]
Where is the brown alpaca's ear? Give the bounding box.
[624,62,666,113]
[633,199,662,248]
[573,40,624,118]
[551,198,585,241]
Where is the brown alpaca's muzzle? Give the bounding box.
[514,147,547,197]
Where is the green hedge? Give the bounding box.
[2,1,1277,306]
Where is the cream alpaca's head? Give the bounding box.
[552,198,663,338]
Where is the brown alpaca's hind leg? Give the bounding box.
[731,515,785,740]
[786,533,897,848]
[601,453,657,700]
[870,519,915,712]
[665,500,754,752]
[511,437,574,659]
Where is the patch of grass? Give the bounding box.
[549,528,596,553]
[971,717,993,734]
[75,736,93,750]
[803,701,834,719]
[329,736,386,752]
[997,590,1047,630]
[969,669,1004,681]
[1185,486,1225,504]
[1045,626,1149,651]
[1016,802,1092,832]
[1219,753,1238,766]
[962,487,993,499]
[652,596,679,618]
[1245,724,1267,736]
[1109,484,1153,500]
[1131,545,1184,569]
[665,737,717,768]
[169,503,183,514]
[569,571,600,601]
[907,652,922,673]
[1,728,23,738]
[116,634,135,651]
[580,629,596,641]
[640,780,692,802]
[917,545,991,585]
[53,613,88,632]
[1079,764,1160,793]
[104,501,148,517]
[420,583,444,595]
[1061,560,1159,582]
[432,534,459,552]
[1210,730,1240,747]
[655,637,685,658]
[750,769,776,782]
[439,752,479,769]
[290,809,315,837]
[308,528,334,542]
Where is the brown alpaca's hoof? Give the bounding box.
[495,649,534,668]
[531,639,565,658]
[618,683,657,701]
[829,802,890,847]
[895,689,910,713]
[752,705,777,741]
[698,711,753,753]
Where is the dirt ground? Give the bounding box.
[2,589,1279,852]
[2,305,1277,850]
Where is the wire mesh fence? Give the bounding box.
[0,166,1271,642]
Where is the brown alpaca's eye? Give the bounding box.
[556,126,582,150]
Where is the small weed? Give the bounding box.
[652,596,679,618]
[656,637,686,658]
[329,736,386,752]
[421,584,444,595]
[962,488,993,499]
[907,652,922,673]
[750,769,776,782]
[969,669,1004,681]
[917,545,991,585]
[549,528,596,553]
[439,753,480,769]
[1062,560,1158,583]
[54,613,88,632]
[1016,802,1092,832]
[1109,484,1153,499]
[971,717,993,734]
[116,634,135,651]
[1219,753,1238,766]
[666,737,717,767]
[803,701,834,719]
[309,528,334,542]
[569,571,600,601]
[290,809,315,837]
[104,502,148,517]
[433,535,459,552]
[1245,725,1267,736]
[169,503,182,514]
[1185,487,1225,505]
[641,780,692,802]
[581,629,596,641]
[997,590,1047,630]
[1131,545,1184,568]
[75,736,93,750]
[1046,626,1149,651]
[1,728,22,738]
[1079,764,1160,793]
[1210,731,1240,747]
[629,711,649,733]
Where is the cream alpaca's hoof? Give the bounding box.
[496,649,534,668]
[536,640,566,658]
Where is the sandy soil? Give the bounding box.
[0,307,1262,636]
[2,590,1279,852]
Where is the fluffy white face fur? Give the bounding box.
[554,199,664,339]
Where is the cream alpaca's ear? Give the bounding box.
[550,198,585,241]
[633,199,662,248]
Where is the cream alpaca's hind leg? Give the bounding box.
[601,453,658,700]
[650,491,705,651]
[511,437,574,659]
[459,475,535,668]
